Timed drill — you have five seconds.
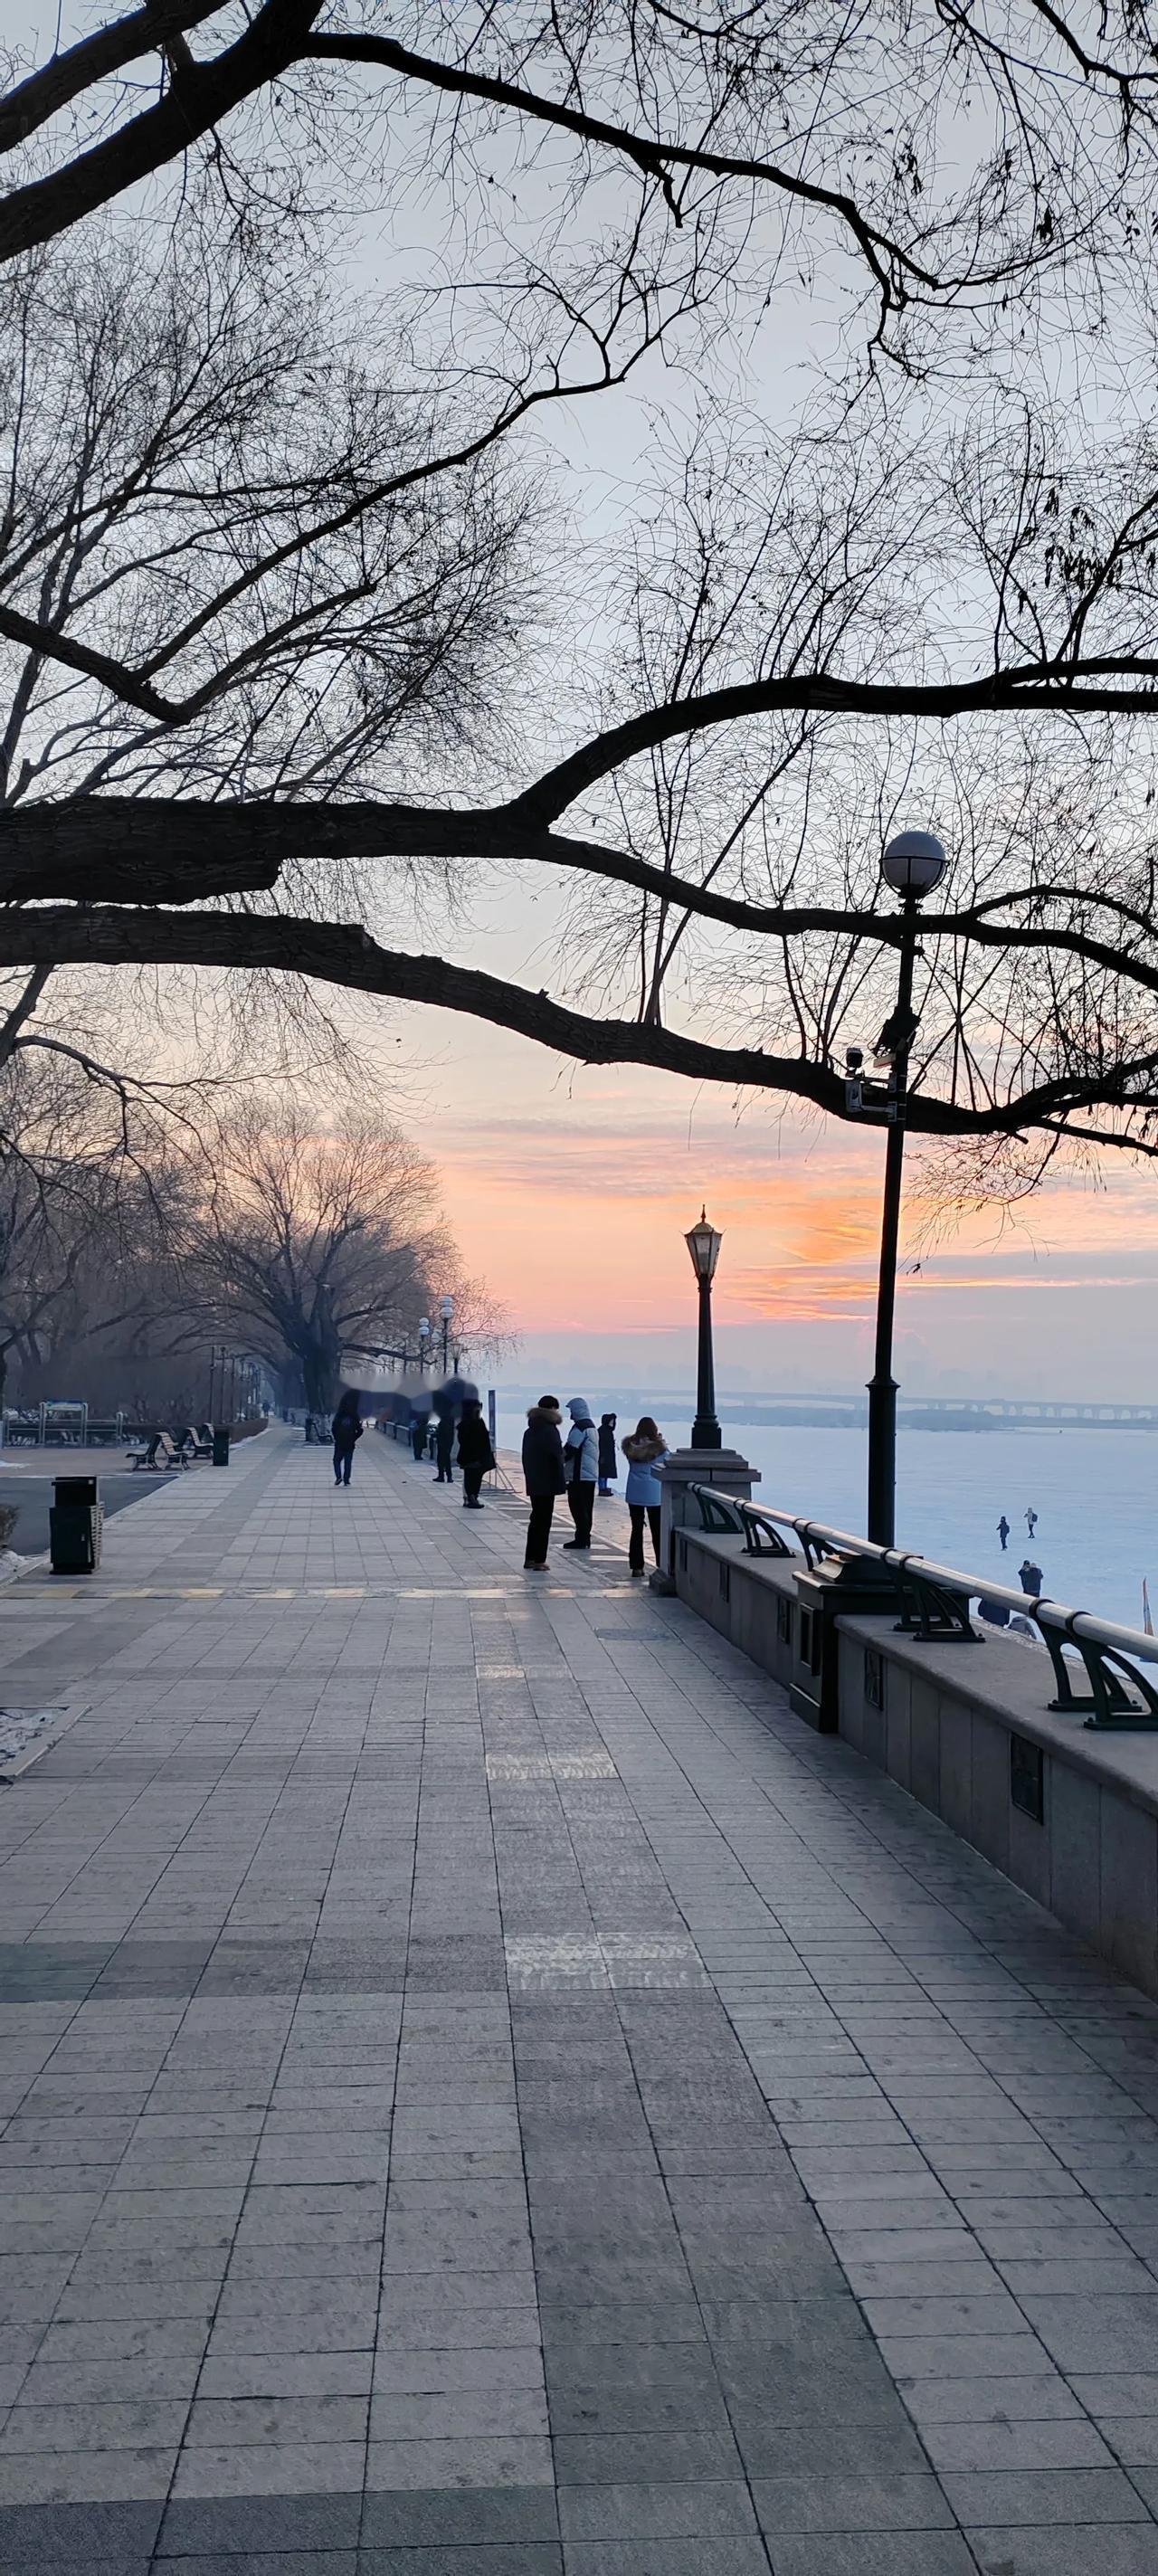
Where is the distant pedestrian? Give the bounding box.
[1018,1557,1044,1596]
[433,1402,455,1485]
[563,1397,598,1550]
[411,1411,429,1463]
[457,1399,494,1509]
[622,1418,669,1575]
[331,1390,364,1488]
[997,1514,1011,1551]
[1025,1507,1039,1536]
[598,1412,618,1497]
[522,1398,565,1569]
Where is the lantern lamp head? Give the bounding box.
[684,1207,723,1282]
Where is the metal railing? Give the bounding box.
[686,1486,1158,1733]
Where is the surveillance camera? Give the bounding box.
[845,1045,864,1072]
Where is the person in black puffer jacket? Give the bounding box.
[521,1398,565,1569]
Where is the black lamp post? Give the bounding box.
[440,1295,454,1374]
[866,829,948,1547]
[685,1207,723,1450]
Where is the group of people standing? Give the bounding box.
[995,1506,1043,1596]
[331,1384,667,1575]
[522,1397,668,1574]
[997,1506,1039,1550]
[329,1389,495,1504]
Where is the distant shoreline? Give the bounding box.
[495,1388,1158,1434]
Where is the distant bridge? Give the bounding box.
[713,1394,1158,1431]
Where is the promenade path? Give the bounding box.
[5,1433,1158,2571]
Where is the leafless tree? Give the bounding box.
[5,3,1158,363]
[187,1097,487,1414]
[0,197,558,1124]
[0,1041,190,1407]
[10,385,1158,1167]
[7,22,1158,1184]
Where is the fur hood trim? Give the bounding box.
[622,1433,666,1463]
[527,1402,561,1424]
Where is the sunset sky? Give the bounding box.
[413,1001,1158,1403]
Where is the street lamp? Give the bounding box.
[685,1206,724,1450]
[440,1294,454,1374]
[417,1317,431,1375]
[866,829,948,1547]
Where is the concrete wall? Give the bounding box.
[674,1525,1158,2000]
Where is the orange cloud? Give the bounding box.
[432,1076,1158,1337]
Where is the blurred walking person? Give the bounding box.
[622,1418,669,1576]
[598,1412,618,1497]
[997,1514,1010,1551]
[433,1399,456,1485]
[563,1397,598,1550]
[457,1398,494,1509]
[331,1390,364,1488]
[523,1398,565,1570]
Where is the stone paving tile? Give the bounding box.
[9,1430,1158,2566]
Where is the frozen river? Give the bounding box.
[493,1402,1158,1633]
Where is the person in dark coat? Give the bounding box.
[331,1389,364,1488]
[1018,1557,1044,1596]
[410,1410,430,1463]
[457,1399,494,1508]
[522,1398,565,1569]
[997,1514,1011,1551]
[597,1412,618,1496]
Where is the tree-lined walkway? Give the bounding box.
[4,1430,1158,2571]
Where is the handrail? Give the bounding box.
[683,1486,1158,1731]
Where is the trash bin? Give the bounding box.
[50,1476,101,1574]
[212,1427,231,1468]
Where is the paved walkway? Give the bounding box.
[5,1432,1158,2571]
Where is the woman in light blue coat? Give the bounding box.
[621,1418,668,1575]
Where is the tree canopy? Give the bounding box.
[5,7,1158,1173]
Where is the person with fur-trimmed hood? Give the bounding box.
[522,1397,565,1570]
[562,1397,598,1551]
[622,1417,669,1574]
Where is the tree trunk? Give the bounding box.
[301,1342,337,1418]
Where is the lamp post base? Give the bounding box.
[650,1446,760,1593]
[689,1417,722,1450]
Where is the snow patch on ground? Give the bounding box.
[0,1704,79,1782]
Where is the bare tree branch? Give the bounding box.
[5,898,1155,1148]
